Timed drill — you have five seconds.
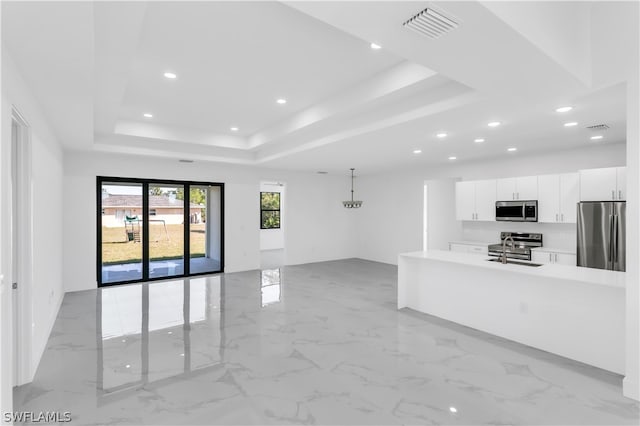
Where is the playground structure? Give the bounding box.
[124,215,169,242]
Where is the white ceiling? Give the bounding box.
[1,1,636,175]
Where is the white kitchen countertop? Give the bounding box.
[531,246,577,255]
[400,250,625,289]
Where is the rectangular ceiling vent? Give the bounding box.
[403,7,459,39]
[586,124,610,131]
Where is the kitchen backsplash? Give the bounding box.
[461,221,576,252]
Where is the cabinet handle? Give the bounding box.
[555,253,558,262]
[517,192,519,200]
[561,213,564,222]
[612,190,615,200]
[556,213,558,222]
[619,190,622,200]
[549,253,552,262]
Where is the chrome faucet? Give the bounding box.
[501,235,515,264]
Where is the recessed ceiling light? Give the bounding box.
[474,138,485,143]
[487,121,501,127]
[180,353,185,357]
[564,122,578,127]
[555,106,573,113]
[449,407,458,414]
[448,156,457,160]
[125,364,131,369]
[163,72,177,79]
[143,113,153,118]
[437,132,448,138]
[230,127,239,131]
[370,42,382,49]
[590,135,603,140]
[413,149,422,154]
[507,147,517,152]
[276,98,287,104]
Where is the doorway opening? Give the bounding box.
[10,109,34,387]
[259,181,285,269]
[97,177,224,286]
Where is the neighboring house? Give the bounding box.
[102,194,204,227]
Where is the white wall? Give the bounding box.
[1,46,65,393]
[284,174,358,266]
[63,151,358,292]
[259,182,285,250]
[355,143,626,265]
[623,45,640,403]
[425,179,462,251]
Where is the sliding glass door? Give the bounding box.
[100,181,144,284]
[148,183,185,279]
[98,177,224,286]
[189,185,222,275]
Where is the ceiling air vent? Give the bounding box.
[586,124,610,131]
[403,7,459,39]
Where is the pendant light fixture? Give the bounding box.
[343,168,363,208]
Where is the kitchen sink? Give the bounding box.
[486,258,543,267]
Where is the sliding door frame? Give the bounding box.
[96,176,225,287]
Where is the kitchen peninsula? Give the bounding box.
[398,250,625,374]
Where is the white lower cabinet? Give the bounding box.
[532,249,576,266]
[449,243,487,255]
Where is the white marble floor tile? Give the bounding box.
[14,259,639,425]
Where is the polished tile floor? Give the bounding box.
[15,259,639,425]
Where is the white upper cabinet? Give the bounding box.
[579,167,626,201]
[616,167,626,201]
[559,173,579,223]
[537,174,561,223]
[496,178,516,201]
[455,180,496,221]
[538,173,579,223]
[455,181,476,221]
[496,176,537,200]
[516,176,539,200]
[475,180,497,221]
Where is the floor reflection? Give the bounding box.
[97,276,223,396]
[260,268,281,307]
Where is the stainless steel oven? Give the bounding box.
[495,200,538,222]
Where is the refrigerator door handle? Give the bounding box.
[613,215,618,266]
[608,215,614,263]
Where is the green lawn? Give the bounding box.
[102,223,206,264]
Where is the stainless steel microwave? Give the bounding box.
[495,200,538,222]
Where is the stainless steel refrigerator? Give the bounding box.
[577,202,626,271]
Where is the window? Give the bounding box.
[260,192,280,229]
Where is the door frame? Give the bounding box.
[96,176,225,287]
[11,108,34,386]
